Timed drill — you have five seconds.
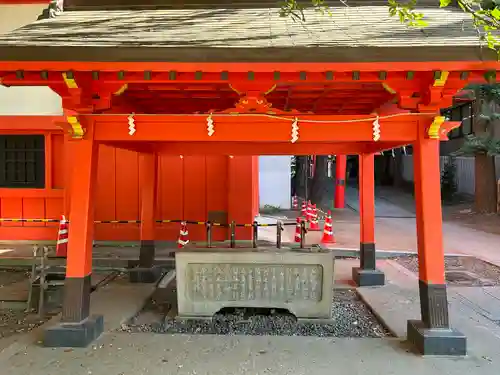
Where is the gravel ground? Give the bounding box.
[121,289,391,338]
[0,309,48,339]
[393,255,500,286]
[0,269,30,288]
[0,268,50,340]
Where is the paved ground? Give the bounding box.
[345,186,415,218]
[1,261,499,375]
[3,334,497,375]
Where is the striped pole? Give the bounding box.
[55,215,69,257]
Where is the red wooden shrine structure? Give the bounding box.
[0,0,498,355]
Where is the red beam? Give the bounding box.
[104,141,371,155]
[0,0,50,3]
[0,115,63,130]
[1,61,499,73]
[0,70,487,88]
[92,114,424,142]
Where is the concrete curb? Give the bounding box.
[384,260,419,280]
[355,288,403,339]
[320,246,471,259]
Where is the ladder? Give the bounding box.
[26,245,65,316]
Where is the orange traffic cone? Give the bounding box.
[309,204,321,231]
[56,215,69,257]
[321,210,336,243]
[177,221,189,248]
[301,201,307,217]
[306,201,313,222]
[294,217,302,243]
[292,195,298,210]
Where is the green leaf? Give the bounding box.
[491,7,500,19]
[414,19,428,26]
[440,0,452,7]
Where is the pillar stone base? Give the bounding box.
[352,267,385,287]
[407,320,467,356]
[129,265,163,283]
[129,240,161,283]
[138,240,155,266]
[43,315,104,348]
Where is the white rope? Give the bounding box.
[83,111,433,124]
[128,113,136,135]
[206,113,215,136]
[291,117,299,143]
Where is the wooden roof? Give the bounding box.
[0,5,494,62]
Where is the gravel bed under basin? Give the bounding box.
[121,289,391,338]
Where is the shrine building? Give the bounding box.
[0,0,498,356]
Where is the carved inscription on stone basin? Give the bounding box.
[187,263,323,303]
[176,250,334,319]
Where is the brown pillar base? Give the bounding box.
[352,243,385,286]
[129,266,163,283]
[43,315,104,348]
[43,275,103,347]
[352,267,385,287]
[129,240,162,283]
[407,281,466,355]
[418,281,449,328]
[139,240,155,267]
[407,320,466,356]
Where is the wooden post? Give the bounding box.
[352,153,384,286]
[43,118,103,348]
[334,154,347,209]
[407,119,466,356]
[497,179,500,214]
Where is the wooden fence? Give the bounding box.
[401,155,500,196]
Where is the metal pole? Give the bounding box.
[230,221,236,248]
[206,221,212,248]
[277,221,283,249]
[38,246,48,317]
[300,221,306,249]
[26,245,38,312]
[304,156,309,202]
[252,221,258,248]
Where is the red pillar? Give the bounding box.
[407,120,466,355]
[44,118,103,347]
[131,152,159,283]
[334,155,347,209]
[352,153,384,286]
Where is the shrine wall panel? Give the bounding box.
[0,118,256,242]
[0,122,64,241]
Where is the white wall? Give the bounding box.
[259,156,291,209]
[0,4,63,116]
[0,86,62,115]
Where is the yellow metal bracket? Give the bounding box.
[66,116,85,139]
[427,116,445,139]
[433,71,449,87]
[382,83,396,94]
[62,72,78,89]
[114,84,128,96]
